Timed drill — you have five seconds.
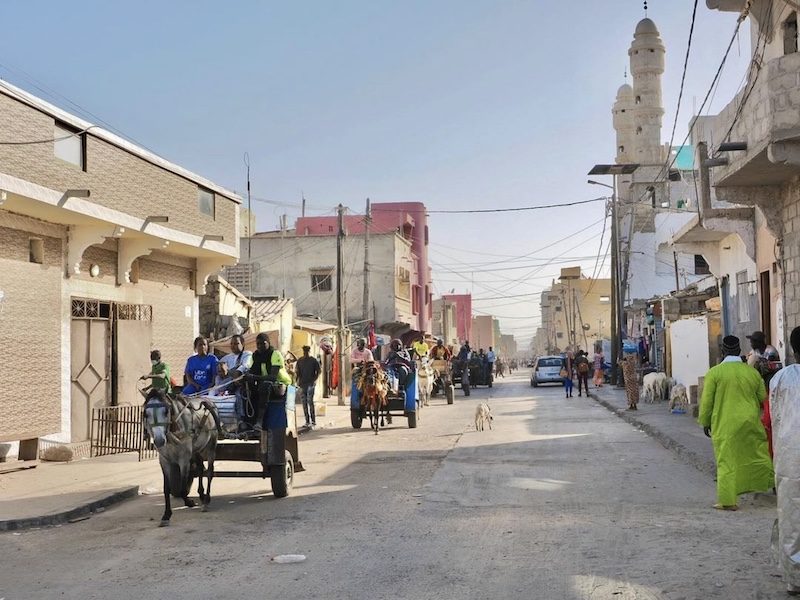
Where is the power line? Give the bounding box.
[664,0,700,159]
[426,196,607,214]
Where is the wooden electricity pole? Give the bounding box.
[336,204,346,406]
[362,198,371,325]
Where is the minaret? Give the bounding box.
[629,17,665,164]
[612,83,635,164]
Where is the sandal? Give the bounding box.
[712,503,738,511]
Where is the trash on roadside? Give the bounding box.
[271,554,307,564]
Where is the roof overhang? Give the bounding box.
[671,213,728,245]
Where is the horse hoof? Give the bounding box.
[159,519,170,527]
[201,505,208,513]
[184,499,197,508]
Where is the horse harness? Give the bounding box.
[145,395,216,443]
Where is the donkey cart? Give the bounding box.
[430,359,455,405]
[208,383,304,498]
[350,367,419,430]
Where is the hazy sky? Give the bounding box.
[0,1,752,345]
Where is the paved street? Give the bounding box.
[1,373,786,599]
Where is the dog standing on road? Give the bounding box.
[475,402,493,431]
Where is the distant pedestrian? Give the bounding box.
[574,351,590,396]
[619,352,638,410]
[295,345,321,428]
[766,326,800,595]
[561,356,573,398]
[593,347,605,387]
[698,335,773,511]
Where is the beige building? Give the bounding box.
[232,229,415,334]
[471,315,495,351]
[431,297,458,347]
[535,267,611,354]
[0,81,239,458]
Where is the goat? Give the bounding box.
[642,372,667,403]
[669,383,689,412]
[474,403,493,431]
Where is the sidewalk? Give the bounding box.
[0,402,355,532]
[589,385,717,476]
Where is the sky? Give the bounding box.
[0,1,754,347]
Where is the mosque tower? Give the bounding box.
[612,83,635,163]
[628,17,665,164]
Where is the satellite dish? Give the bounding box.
[582,324,591,331]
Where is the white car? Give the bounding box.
[530,356,565,387]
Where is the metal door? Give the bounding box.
[114,303,153,406]
[70,299,111,442]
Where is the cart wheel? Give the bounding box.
[350,409,363,429]
[463,381,470,396]
[407,410,418,429]
[271,451,294,498]
[446,385,454,404]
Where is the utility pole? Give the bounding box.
[610,179,620,385]
[362,198,371,326]
[336,204,346,406]
[280,214,288,298]
[673,251,680,291]
[244,152,253,300]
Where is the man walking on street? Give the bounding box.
[698,335,774,511]
[295,345,321,428]
[574,350,590,396]
[487,346,497,378]
[766,326,800,595]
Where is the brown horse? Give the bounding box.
[357,361,388,434]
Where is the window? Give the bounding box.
[618,145,625,153]
[635,95,641,104]
[555,305,562,312]
[29,238,43,264]
[694,254,710,275]
[784,12,798,55]
[736,270,750,323]
[198,187,215,218]
[310,270,332,292]
[556,332,564,339]
[636,126,643,134]
[54,121,85,170]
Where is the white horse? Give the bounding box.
[416,357,436,407]
[142,391,221,526]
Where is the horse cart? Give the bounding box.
[430,359,455,404]
[350,364,419,431]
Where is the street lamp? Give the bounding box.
[588,163,639,386]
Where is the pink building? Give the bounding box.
[442,293,472,343]
[295,202,432,332]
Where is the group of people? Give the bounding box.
[455,341,508,381]
[140,333,294,432]
[559,346,606,398]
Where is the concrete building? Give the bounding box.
[498,334,518,359]
[294,202,433,332]
[232,228,416,336]
[471,315,495,352]
[686,0,800,358]
[442,293,472,343]
[431,297,458,347]
[0,80,240,458]
[535,268,612,355]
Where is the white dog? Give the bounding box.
[669,383,688,412]
[475,403,493,431]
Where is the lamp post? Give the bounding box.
[588,163,639,386]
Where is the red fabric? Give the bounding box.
[368,321,377,350]
[762,394,773,459]
[330,350,339,390]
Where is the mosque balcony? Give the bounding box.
[692,51,800,188]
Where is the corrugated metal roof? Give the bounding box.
[252,298,292,321]
[294,317,337,332]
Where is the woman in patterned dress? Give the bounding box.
[620,353,639,410]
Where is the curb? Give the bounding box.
[589,392,716,476]
[0,485,139,532]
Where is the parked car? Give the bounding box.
[530,355,564,387]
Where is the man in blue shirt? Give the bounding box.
[183,336,218,395]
